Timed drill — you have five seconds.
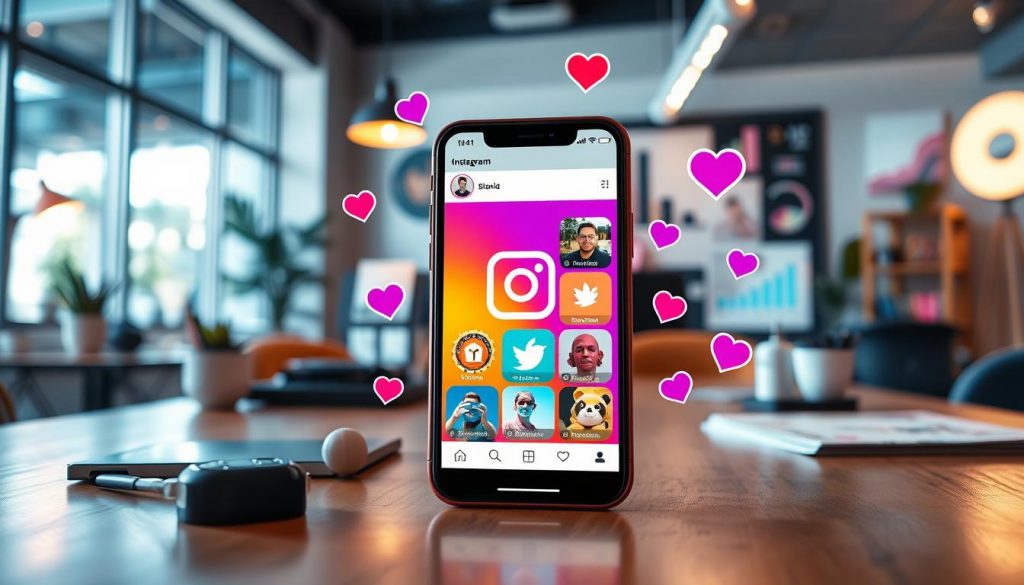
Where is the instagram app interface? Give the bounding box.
[440,130,620,472]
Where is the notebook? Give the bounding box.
[67,438,401,480]
[701,410,1024,455]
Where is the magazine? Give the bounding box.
[701,410,1024,455]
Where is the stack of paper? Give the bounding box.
[701,410,1024,455]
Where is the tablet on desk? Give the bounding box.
[67,438,401,480]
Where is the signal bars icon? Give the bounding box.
[575,137,586,145]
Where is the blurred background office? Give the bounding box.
[0,0,1022,420]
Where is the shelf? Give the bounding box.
[872,261,968,276]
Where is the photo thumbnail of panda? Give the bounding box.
[558,387,613,440]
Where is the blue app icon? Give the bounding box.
[502,329,555,383]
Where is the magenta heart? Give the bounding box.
[727,248,759,279]
[659,371,693,404]
[710,332,752,373]
[652,291,687,324]
[373,376,404,405]
[366,284,405,321]
[342,190,376,222]
[394,91,429,125]
[648,220,681,250]
[687,148,746,200]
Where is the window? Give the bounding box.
[228,46,275,148]
[127,106,212,328]
[19,0,115,74]
[5,55,110,323]
[220,141,271,332]
[138,0,205,117]
[0,0,281,330]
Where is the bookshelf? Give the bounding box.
[861,203,971,342]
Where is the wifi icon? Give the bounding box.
[588,137,596,144]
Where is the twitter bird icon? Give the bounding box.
[502,329,555,382]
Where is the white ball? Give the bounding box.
[321,428,368,476]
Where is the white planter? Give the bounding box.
[182,351,252,410]
[791,347,856,402]
[58,312,107,355]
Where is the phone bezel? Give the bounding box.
[428,117,633,508]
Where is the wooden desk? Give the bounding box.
[0,350,184,415]
[2,381,1024,585]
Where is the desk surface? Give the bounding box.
[2,381,1024,585]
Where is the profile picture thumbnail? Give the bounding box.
[559,217,611,269]
[558,329,612,383]
[444,386,498,441]
[558,386,613,440]
[501,386,555,440]
[451,174,474,198]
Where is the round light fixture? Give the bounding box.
[346,78,426,149]
[950,91,1024,202]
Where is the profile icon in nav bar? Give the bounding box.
[451,174,474,198]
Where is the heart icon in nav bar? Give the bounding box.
[556,451,570,462]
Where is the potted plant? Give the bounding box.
[181,312,251,410]
[50,258,115,354]
[222,195,326,331]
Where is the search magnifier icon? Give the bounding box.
[488,449,501,462]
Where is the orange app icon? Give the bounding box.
[559,272,611,325]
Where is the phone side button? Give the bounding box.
[429,240,433,272]
[630,211,635,259]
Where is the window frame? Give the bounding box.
[0,0,281,328]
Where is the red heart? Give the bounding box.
[565,53,610,93]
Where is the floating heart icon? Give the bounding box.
[365,284,405,321]
[394,91,429,125]
[648,219,681,250]
[727,248,760,279]
[556,451,570,462]
[659,371,694,405]
[710,332,753,373]
[342,190,376,223]
[652,291,687,324]
[373,376,404,405]
[687,148,746,200]
[564,52,610,93]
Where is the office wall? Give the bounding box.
[344,24,1024,350]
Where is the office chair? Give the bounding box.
[243,335,351,381]
[633,329,754,385]
[949,347,1024,412]
[0,382,15,424]
[853,322,957,397]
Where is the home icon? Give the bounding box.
[454,450,467,462]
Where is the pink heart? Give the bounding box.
[648,220,681,250]
[727,248,759,279]
[365,284,405,321]
[659,371,693,404]
[652,291,687,324]
[342,190,376,223]
[373,376,404,405]
[394,91,429,125]
[687,148,746,200]
[564,52,611,93]
[710,332,753,373]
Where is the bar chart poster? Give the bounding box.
[707,242,813,331]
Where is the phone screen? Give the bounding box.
[436,125,623,476]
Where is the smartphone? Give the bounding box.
[428,508,636,584]
[428,117,633,507]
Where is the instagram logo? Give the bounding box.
[486,251,556,320]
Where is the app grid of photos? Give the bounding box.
[444,216,617,443]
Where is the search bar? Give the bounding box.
[443,169,616,203]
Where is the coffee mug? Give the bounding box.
[791,347,855,402]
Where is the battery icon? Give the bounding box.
[597,137,611,144]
